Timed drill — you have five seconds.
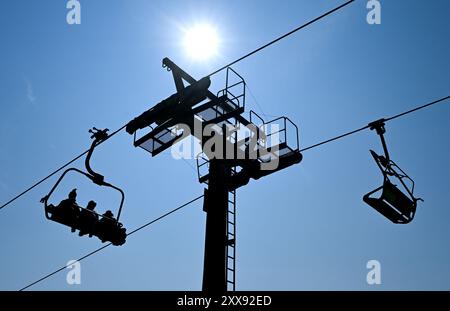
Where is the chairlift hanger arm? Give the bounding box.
[85,127,126,220]
[85,128,109,185]
[368,118,390,163]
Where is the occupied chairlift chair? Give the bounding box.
[40,128,127,245]
[363,119,423,224]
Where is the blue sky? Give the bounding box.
[0,0,449,290]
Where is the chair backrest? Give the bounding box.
[363,180,417,224]
[381,180,416,219]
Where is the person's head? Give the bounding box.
[104,210,114,218]
[68,189,77,200]
[86,200,97,211]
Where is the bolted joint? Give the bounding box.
[89,127,109,142]
[368,118,386,135]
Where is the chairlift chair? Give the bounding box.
[40,128,127,246]
[363,119,422,224]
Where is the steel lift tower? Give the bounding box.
[126,58,302,292]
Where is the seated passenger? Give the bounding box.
[113,224,127,246]
[97,210,127,245]
[78,200,99,237]
[53,189,80,232]
[97,210,117,243]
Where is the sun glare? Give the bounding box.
[183,24,219,60]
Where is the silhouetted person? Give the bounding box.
[97,210,116,243]
[54,189,80,231]
[97,210,126,245]
[78,200,99,237]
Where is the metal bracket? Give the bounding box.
[85,127,109,185]
[368,118,390,163]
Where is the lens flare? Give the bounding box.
[183,24,219,60]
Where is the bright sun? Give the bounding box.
[183,24,219,60]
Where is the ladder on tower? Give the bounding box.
[126,58,303,292]
[226,188,236,291]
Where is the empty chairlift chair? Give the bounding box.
[363,119,422,224]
